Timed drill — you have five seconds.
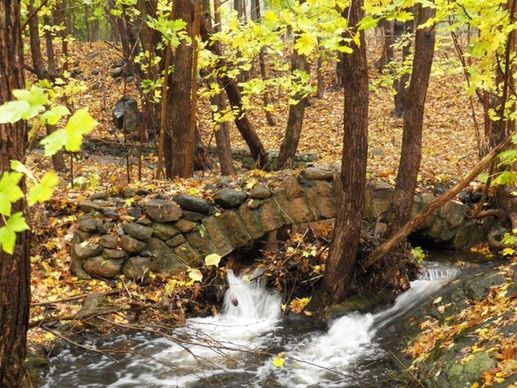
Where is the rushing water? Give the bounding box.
[43,263,459,387]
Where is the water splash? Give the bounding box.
[265,263,459,387]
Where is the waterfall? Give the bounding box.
[266,263,459,387]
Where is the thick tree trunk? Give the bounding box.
[321,0,368,305]
[276,47,310,169]
[387,4,436,237]
[0,1,31,386]
[165,0,195,178]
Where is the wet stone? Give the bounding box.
[123,222,153,240]
[175,219,197,233]
[214,188,248,208]
[173,194,211,214]
[120,235,146,253]
[142,199,182,222]
[99,234,118,249]
[78,218,102,233]
[122,257,152,280]
[83,257,123,278]
[72,242,103,260]
[151,222,180,240]
[165,234,186,248]
[90,192,108,200]
[103,248,128,260]
[183,211,205,221]
[78,200,105,212]
[72,230,92,244]
[302,167,334,181]
[249,183,271,199]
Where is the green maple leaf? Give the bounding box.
[28,171,59,206]
[0,212,30,255]
[0,172,24,216]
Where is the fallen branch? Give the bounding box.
[29,307,123,328]
[31,290,121,307]
[365,131,515,268]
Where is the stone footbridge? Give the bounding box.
[71,165,491,280]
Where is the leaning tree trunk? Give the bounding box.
[165,0,195,178]
[386,4,436,237]
[276,45,310,170]
[0,1,31,386]
[200,11,270,169]
[321,0,369,306]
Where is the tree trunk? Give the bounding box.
[200,8,269,169]
[43,16,57,79]
[387,4,436,237]
[233,0,244,20]
[165,0,194,178]
[393,20,413,118]
[205,0,235,175]
[276,46,310,169]
[251,0,276,126]
[316,46,324,98]
[47,125,66,172]
[29,9,66,171]
[375,20,395,71]
[28,0,48,79]
[321,0,368,305]
[0,1,31,386]
[57,0,69,72]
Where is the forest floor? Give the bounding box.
[24,36,515,386]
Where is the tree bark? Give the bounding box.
[250,0,276,126]
[28,6,66,171]
[375,20,395,71]
[205,0,235,175]
[165,0,195,178]
[28,0,48,79]
[0,1,31,386]
[276,46,310,170]
[386,4,436,237]
[43,16,57,79]
[393,20,413,118]
[321,0,368,305]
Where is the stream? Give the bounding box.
[43,261,463,387]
